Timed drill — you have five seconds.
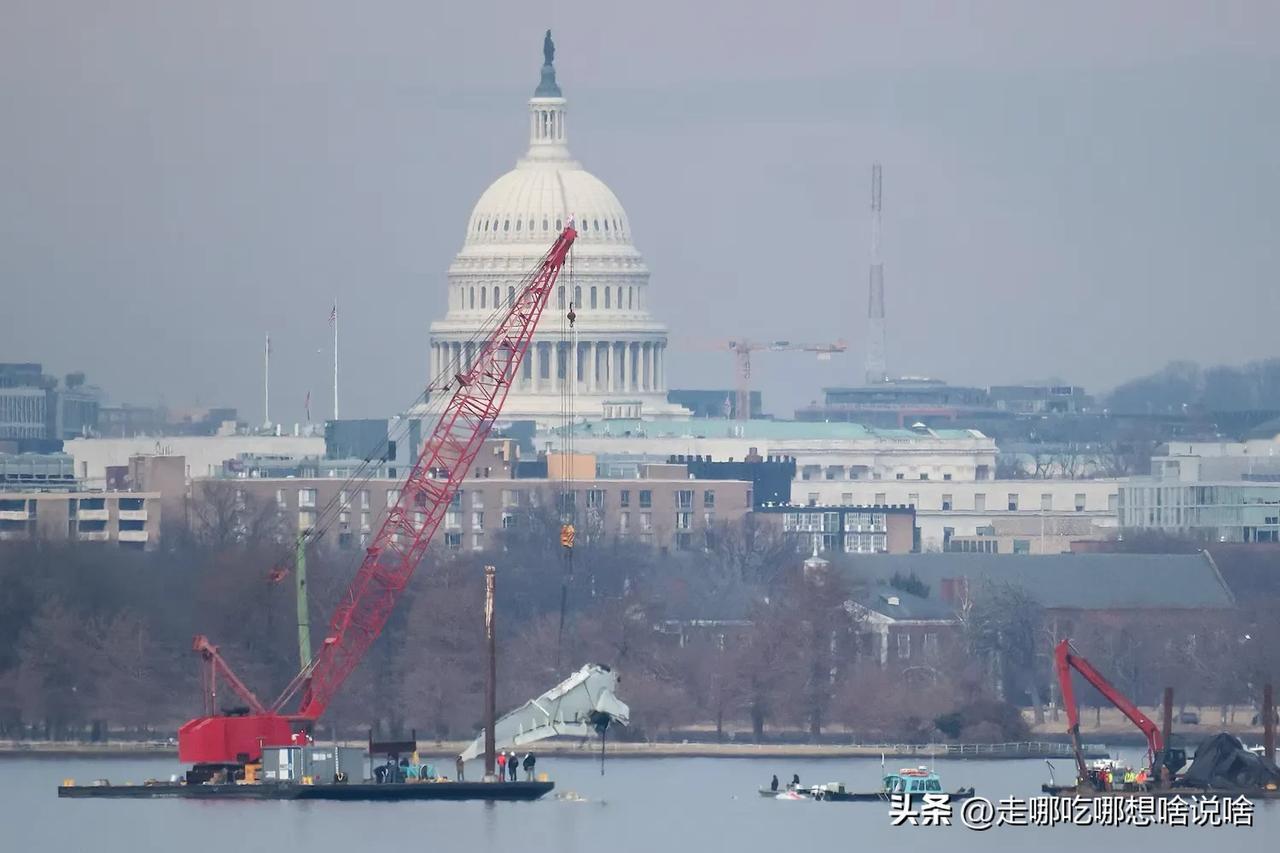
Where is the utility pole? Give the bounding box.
[484,564,497,781]
[296,533,312,670]
[865,163,887,385]
[332,297,340,421]
[264,333,271,428]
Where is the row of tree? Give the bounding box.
[1,520,1275,743]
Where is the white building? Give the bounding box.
[794,479,1122,553]
[427,33,688,427]
[64,435,324,486]
[1119,440,1280,543]
[550,419,998,485]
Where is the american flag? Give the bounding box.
[328,303,337,325]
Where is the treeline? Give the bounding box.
[1106,358,1280,415]
[1,520,1274,743]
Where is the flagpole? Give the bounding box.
[332,296,339,421]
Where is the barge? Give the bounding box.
[58,779,553,801]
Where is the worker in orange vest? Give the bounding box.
[496,751,507,781]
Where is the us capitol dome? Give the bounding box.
[428,31,689,427]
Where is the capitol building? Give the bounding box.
[428,34,689,427]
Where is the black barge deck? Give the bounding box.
[58,780,554,801]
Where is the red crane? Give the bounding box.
[1054,638,1185,787]
[178,223,578,773]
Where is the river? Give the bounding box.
[3,754,1276,851]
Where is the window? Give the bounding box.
[386,488,401,507]
[587,489,605,508]
[360,512,371,532]
[1108,494,1119,512]
[472,491,485,509]
[1041,493,1053,511]
[502,489,520,508]
[620,490,631,508]
[941,494,953,511]
[472,533,484,550]
[639,490,652,508]
[907,493,919,508]
[604,288,611,309]
[897,633,911,659]
[450,491,463,508]
[874,492,886,505]
[704,490,715,508]
[841,492,853,505]
[1013,538,1031,554]
[472,512,484,530]
[590,287,598,309]
[446,510,462,528]
[974,493,986,511]
[445,532,462,550]
[619,512,630,533]
[1075,493,1086,512]
[943,473,952,481]
[895,473,905,480]
[639,512,652,531]
[298,510,316,531]
[339,489,349,509]
[298,488,316,508]
[704,511,716,527]
[676,512,692,530]
[276,489,287,508]
[502,512,517,529]
[919,473,929,480]
[1007,493,1019,511]
[359,490,370,510]
[923,633,939,657]
[676,490,693,509]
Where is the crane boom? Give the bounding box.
[1054,638,1183,786]
[291,224,576,719]
[178,224,577,768]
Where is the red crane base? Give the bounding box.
[177,714,298,766]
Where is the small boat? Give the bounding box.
[762,767,975,803]
[774,789,810,801]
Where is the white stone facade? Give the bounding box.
[428,59,687,426]
[793,479,1123,552]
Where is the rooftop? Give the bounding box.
[840,553,1235,611]
[560,418,987,442]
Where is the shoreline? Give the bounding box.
[0,739,1109,761]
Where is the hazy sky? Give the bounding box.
[2,1,1278,423]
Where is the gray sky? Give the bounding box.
[2,1,1278,423]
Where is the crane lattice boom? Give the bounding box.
[178,224,577,767]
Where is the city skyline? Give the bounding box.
[2,2,1277,422]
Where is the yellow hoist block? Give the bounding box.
[560,523,575,549]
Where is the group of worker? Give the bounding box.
[451,751,538,782]
[1091,766,1150,792]
[768,774,802,792]
[496,750,538,781]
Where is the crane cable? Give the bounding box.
[555,244,576,672]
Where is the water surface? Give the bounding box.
[4,754,1275,851]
